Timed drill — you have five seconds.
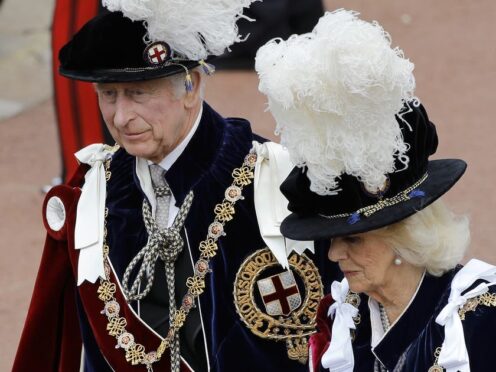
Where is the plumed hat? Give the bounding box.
[255,9,466,240]
[59,0,259,82]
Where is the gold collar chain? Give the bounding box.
[96,148,258,369]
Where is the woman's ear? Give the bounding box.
[184,70,202,109]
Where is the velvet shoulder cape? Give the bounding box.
[14,102,336,371]
[311,267,496,372]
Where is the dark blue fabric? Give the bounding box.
[75,292,113,371]
[321,267,496,371]
[77,102,335,371]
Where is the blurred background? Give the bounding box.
[0,0,495,369]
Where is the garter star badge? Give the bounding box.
[234,248,323,364]
[144,41,171,65]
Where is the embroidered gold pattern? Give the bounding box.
[199,239,218,258]
[186,276,205,296]
[213,202,235,222]
[458,292,496,320]
[233,166,254,186]
[321,172,429,219]
[234,248,323,364]
[430,292,496,370]
[286,338,309,364]
[172,309,187,328]
[480,292,496,306]
[126,343,146,365]
[96,146,257,369]
[97,281,116,301]
[107,317,127,337]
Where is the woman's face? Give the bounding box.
[328,232,397,294]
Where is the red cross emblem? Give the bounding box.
[257,271,301,316]
[144,42,171,65]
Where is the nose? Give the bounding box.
[328,238,348,262]
[113,96,135,128]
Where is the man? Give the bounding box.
[14,3,334,372]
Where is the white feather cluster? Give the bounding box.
[255,9,416,195]
[103,0,258,60]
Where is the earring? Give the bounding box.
[394,257,402,266]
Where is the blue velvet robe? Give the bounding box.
[76,102,336,371]
[318,267,496,371]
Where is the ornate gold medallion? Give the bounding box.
[234,248,323,364]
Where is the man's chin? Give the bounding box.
[120,143,152,159]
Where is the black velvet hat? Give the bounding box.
[59,12,202,82]
[280,102,467,240]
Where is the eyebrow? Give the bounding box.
[94,83,112,92]
[94,83,158,93]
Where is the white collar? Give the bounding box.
[149,104,203,171]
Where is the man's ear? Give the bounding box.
[184,70,202,109]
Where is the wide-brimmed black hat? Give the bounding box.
[59,11,202,82]
[280,103,467,241]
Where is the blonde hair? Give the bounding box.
[373,200,470,276]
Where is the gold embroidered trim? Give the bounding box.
[319,172,429,220]
[458,292,496,320]
[233,248,324,364]
[428,291,496,370]
[97,148,258,369]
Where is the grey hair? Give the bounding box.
[373,199,470,276]
[166,67,206,99]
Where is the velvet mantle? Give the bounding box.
[312,267,496,371]
[14,102,336,371]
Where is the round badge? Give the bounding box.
[102,300,120,318]
[225,185,243,202]
[182,294,195,311]
[143,352,158,364]
[244,153,258,167]
[195,259,210,276]
[117,332,135,350]
[233,248,323,364]
[144,41,171,66]
[345,292,361,307]
[208,222,224,239]
[428,366,443,372]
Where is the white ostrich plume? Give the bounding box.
[103,0,259,60]
[255,9,416,195]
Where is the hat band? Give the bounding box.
[319,172,428,225]
[100,59,191,73]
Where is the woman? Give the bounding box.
[255,9,496,372]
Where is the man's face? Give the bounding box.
[95,77,195,163]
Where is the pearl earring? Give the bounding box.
[394,257,402,266]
